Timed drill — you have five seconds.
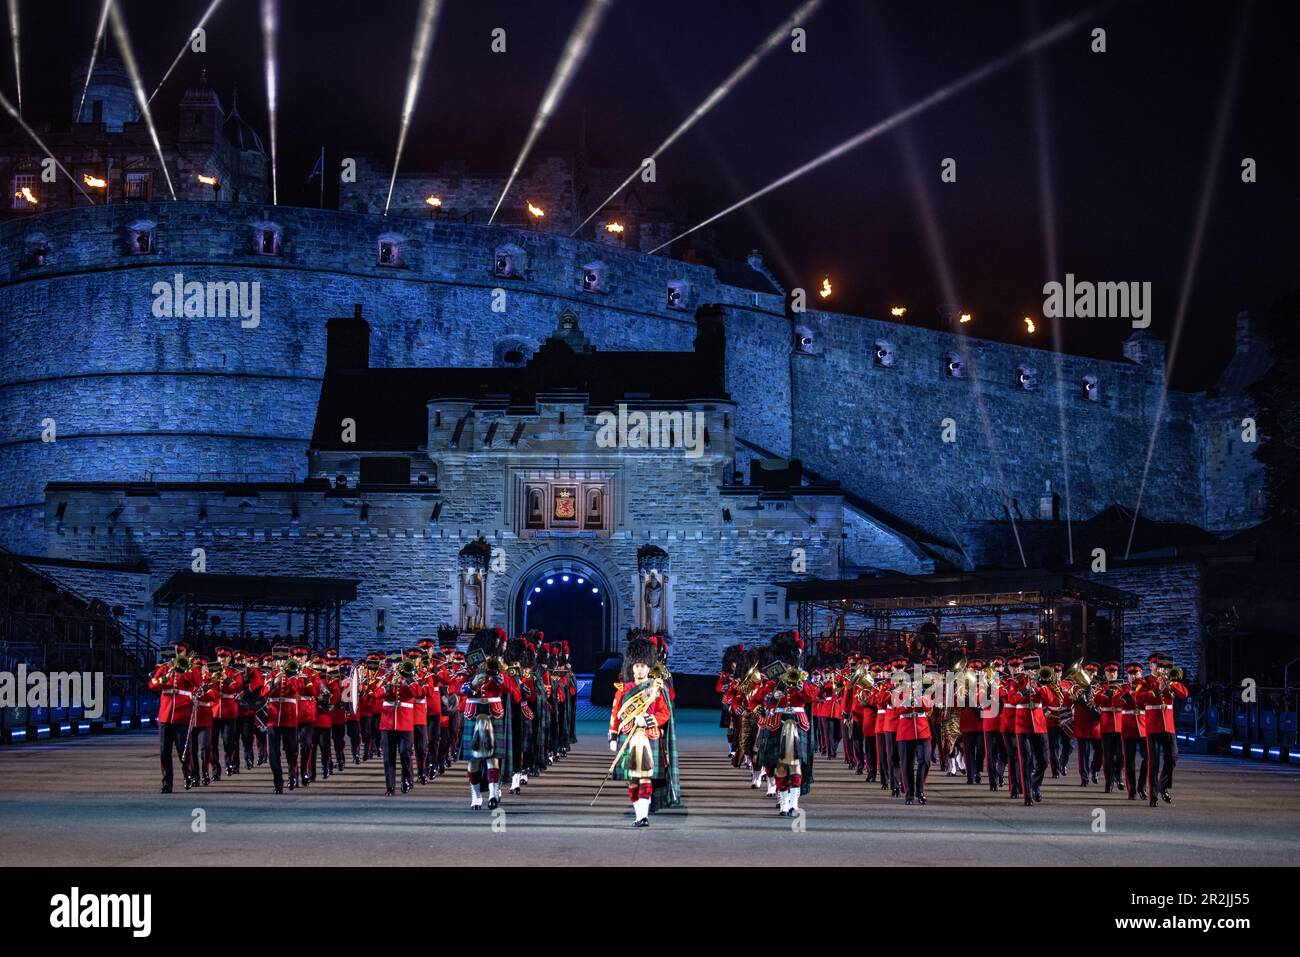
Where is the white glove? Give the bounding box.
[609,738,618,752]
[635,715,649,728]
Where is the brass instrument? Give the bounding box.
[282,657,302,677]
[397,658,418,679]
[852,666,876,705]
[171,654,192,673]
[650,662,672,681]
[482,655,504,677]
[1168,666,1184,682]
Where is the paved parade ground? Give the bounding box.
[2,710,1298,867]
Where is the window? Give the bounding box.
[1016,365,1038,391]
[666,280,689,310]
[874,340,896,367]
[378,240,399,266]
[582,261,607,293]
[127,227,154,254]
[124,172,150,201]
[11,173,38,209]
[494,243,526,279]
[1082,374,1101,402]
[944,351,965,378]
[254,225,281,256]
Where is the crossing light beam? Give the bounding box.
[149,0,225,103]
[260,0,280,204]
[383,0,444,216]
[490,0,613,224]
[571,0,821,237]
[75,0,111,123]
[106,0,175,199]
[649,7,1099,255]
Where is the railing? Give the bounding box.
[142,470,299,483]
[1186,685,1298,749]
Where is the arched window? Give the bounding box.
[125,220,156,255]
[253,221,282,256]
[494,242,527,279]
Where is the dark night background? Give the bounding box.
[8,0,1297,390]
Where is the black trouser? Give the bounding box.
[862,730,877,776]
[298,724,316,780]
[900,738,932,798]
[237,714,256,765]
[213,717,237,772]
[254,724,267,763]
[1121,737,1144,795]
[413,724,428,778]
[345,718,361,761]
[382,729,414,792]
[267,726,299,791]
[158,722,189,788]
[1002,730,1021,794]
[1075,736,1103,782]
[985,730,1006,787]
[1102,732,1123,788]
[426,718,440,773]
[330,722,346,768]
[962,731,984,783]
[187,726,212,782]
[1048,726,1072,774]
[877,731,897,790]
[1146,731,1177,795]
[364,715,381,757]
[1017,732,1048,799]
[843,719,859,766]
[312,726,333,777]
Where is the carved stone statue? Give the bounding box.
[462,570,484,631]
[642,571,664,633]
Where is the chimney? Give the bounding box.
[694,304,727,394]
[1038,480,1060,521]
[326,304,371,370]
[1235,311,1257,354]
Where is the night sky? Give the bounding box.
[10,0,1298,390]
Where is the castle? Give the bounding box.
[0,68,1269,677]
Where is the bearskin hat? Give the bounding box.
[769,630,802,670]
[505,637,527,665]
[467,628,497,658]
[625,636,657,667]
[721,642,745,673]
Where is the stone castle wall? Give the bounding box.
[1,202,1265,669]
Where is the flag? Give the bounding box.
[306,149,323,184]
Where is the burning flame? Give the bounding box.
[1024,316,1037,334]
[197,174,219,187]
[819,277,832,299]
[82,174,107,189]
[14,186,37,205]
[527,202,545,219]
[889,306,907,317]
[958,312,973,324]
[425,194,442,207]
[604,221,624,233]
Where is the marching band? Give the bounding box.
[719,634,1190,812]
[146,628,580,804]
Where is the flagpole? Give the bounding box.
[318,146,324,208]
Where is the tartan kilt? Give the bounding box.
[462,710,507,760]
[611,732,661,782]
[757,715,810,770]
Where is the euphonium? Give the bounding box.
[171,654,192,673]
[1168,666,1184,682]
[1063,658,1092,689]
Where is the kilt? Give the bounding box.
[757,714,811,772]
[611,730,661,782]
[462,702,513,776]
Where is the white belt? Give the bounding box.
[468,697,502,704]
[876,709,887,715]
[269,697,295,703]
[383,701,414,708]
[1013,704,1042,709]
[774,706,805,714]
[1120,709,1136,715]
[900,711,928,719]
[163,689,193,698]
[220,694,239,700]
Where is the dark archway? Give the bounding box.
[513,562,614,673]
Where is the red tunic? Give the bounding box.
[149,665,200,724]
